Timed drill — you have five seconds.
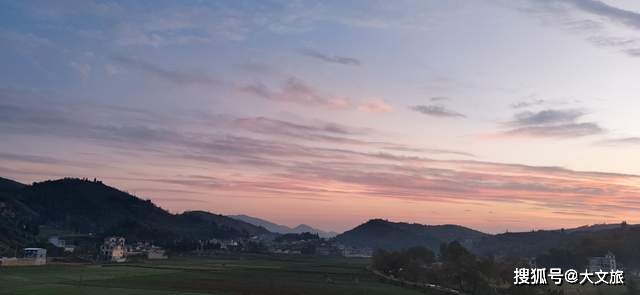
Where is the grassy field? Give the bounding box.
[0,254,435,295]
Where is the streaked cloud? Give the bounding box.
[229,116,370,144]
[299,48,361,66]
[2,87,640,232]
[511,0,640,57]
[0,29,55,49]
[358,98,392,113]
[410,105,466,118]
[504,123,604,138]
[595,137,640,146]
[381,145,475,157]
[112,56,221,86]
[430,96,450,102]
[562,0,640,30]
[0,152,66,165]
[512,109,583,125]
[240,77,353,110]
[4,0,640,232]
[624,48,640,56]
[511,98,546,109]
[502,109,604,138]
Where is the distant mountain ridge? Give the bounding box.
[335,219,488,252]
[230,214,338,238]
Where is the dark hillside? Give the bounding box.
[0,177,272,253]
[335,219,487,251]
[0,178,37,256]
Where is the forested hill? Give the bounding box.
[474,223,640,269]
[334,218,640,270]
[0,178,38,256]
[334,219,488,251]
[0,177,271,256]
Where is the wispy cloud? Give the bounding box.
[240,77,352,110]
[511,98,545,109]
[299,48,361,66]
[69,61,91,80]
[410,105,466,118]
[430,96,450,102]
[504,123,604,138]
[0,29,55,49]
[595,137,640,146]
[624,48,640,56]
[112,56,221,86]
[0,152,66,165]
[229,116,369,145]
[358,98,392,113]
[511,0,640,57]
[381,145,475,157]
[512,109,582,125]
[502,109,604,138]
[3,87,640,230]
[563,0,640,30]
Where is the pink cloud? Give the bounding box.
[358,98,392,113]
[240,78,353,110]
[327,97,353,110]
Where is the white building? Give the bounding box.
[589,251,617,272]
[0,248,47,267]
[147,247,168,260]
[343,247,373,258]
[24,248,47,265]
[48,236,75,253]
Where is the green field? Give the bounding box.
[0,254,435,295]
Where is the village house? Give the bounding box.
[589,251,617,272]
[100,236,127,263]
[342,247,373,258]
[147,246,168,260]
[48,236,76,253]
[0,248,47,267]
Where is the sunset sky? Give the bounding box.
[2,0,640,233]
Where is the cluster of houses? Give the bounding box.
[265,236,373,257]
[100,237,168,262]
[3,232,624,274]
[100,236,128,262]
[525,251,621,273]
[199,238,243,251]
[0,236,168,267]
[0,233,400,267]
[191,235,374,258]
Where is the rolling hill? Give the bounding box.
[0,177,271,255]
[473,222,640,259]
[334,219,488,251]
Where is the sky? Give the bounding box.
[2,0,640,234]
